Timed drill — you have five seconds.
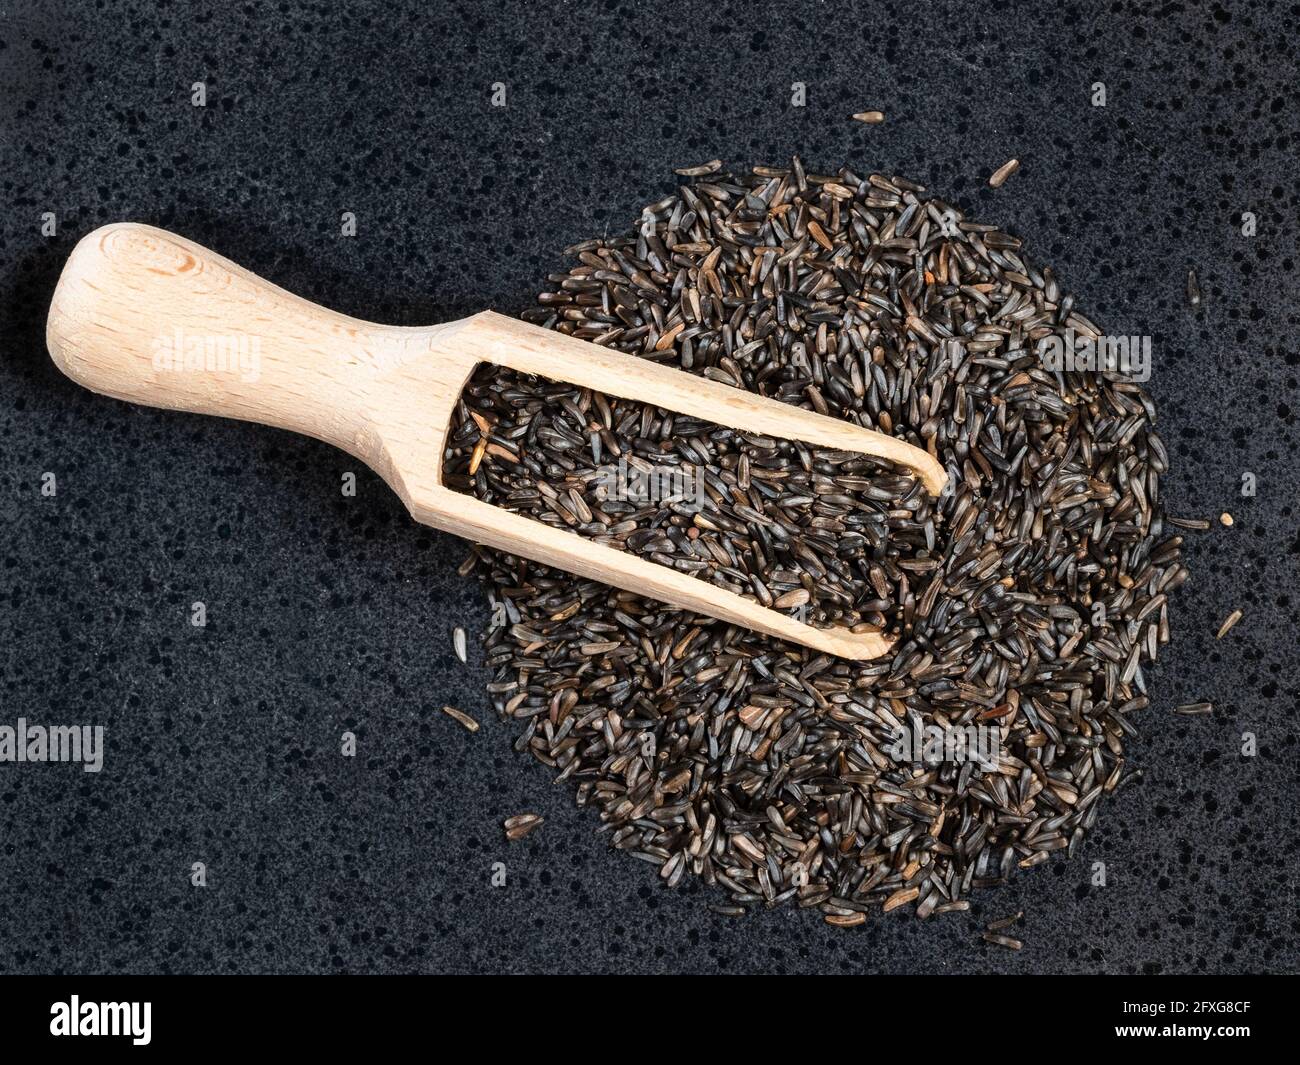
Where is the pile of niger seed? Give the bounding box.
[449,159,1185,922]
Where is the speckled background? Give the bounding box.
[1,0,1296,975]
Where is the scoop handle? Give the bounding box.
[45,223,440,459]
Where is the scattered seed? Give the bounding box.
[825,912,868,927]
[988,158,1020,188]
[674,159,722,177]
[504,813,544,841]
[1187,269,1202,307]
[1169,516,1210,530]
[982,932,1023,951]
[852,110,885,124]
[1174,702,1213,716]
[986,911,1023,932]
[1216,609,1243,639]
[441,705,480,732]
[452,626,468,663]
[1220,512,1234,527]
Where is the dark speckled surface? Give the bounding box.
[1,0,1297,974]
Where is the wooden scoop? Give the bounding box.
[45,223,947,660]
